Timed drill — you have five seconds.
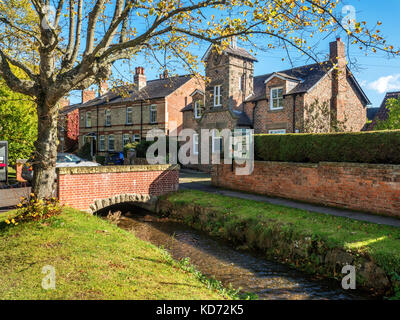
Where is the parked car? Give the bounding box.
[22,153,100,182]
[105,152,124,165]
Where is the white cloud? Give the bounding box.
[368,74,400,94]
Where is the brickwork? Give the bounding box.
[57,164,179,211]
[78,76,203,155]
[212,162,400,218]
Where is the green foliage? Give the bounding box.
[0,77,37,166]
[254,130,400,164]
[76,142,92,160]
[123,141,140,157]
[5,194,62,226]
[95,155,106,165]
[375,97,400,130]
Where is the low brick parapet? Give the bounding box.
[212,161,400,218]
[57,164,179,211]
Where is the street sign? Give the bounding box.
[0,141,8,183]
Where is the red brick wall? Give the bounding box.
[58,165,179,211]
[212,162,400,218]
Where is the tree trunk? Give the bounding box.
[32,101,59,199]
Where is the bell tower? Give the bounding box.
[203,39,256,112]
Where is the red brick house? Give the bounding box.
[182,38,371,171]
[65,68,203,157]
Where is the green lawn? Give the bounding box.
[165,190,400,277]
[0,208,227,300]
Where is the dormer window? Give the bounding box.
[213,85,222,107]
[270,88,283,110]
[194,101,203,119]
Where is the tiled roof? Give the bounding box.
[234,110,252,127]
[66,74,194,110]
[181,102,193,112]
[202,44,257,62]
[246,61,334,102]
[246,61,370,106]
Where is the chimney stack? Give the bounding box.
[330,38,347,124]
[82,89,96,104]
[330,37,346,63]
[134,67,146,90]
[98,80,109,96]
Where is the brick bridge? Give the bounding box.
[57,164,179,213]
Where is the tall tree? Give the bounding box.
[0,0,397,198]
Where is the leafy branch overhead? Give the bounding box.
[0,0,397,103]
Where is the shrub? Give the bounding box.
[95,155,106,165]
[5,194,63,226]
[123,142,140,157]
[254,130,400,164]
[76,142,92,160]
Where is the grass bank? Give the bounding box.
[159,190,400,298]
[0,207,230,300]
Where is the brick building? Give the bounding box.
[182,38,371,171]
[68,68,203,158]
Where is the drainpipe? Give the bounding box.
[140,100,143,139]
[292,94,297,133]
[252,100,258,130]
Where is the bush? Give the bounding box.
[123,139,171,159]
[76,142,92,160]
[5,194,63,226]
[254,130,400,164]
[95,155,106,165]
[123,142,140,157]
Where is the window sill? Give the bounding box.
[268,108,284,112]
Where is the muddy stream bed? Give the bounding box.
[104,205,368,300]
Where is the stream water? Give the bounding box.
[102,204,367,300]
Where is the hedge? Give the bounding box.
[254,130,400,164]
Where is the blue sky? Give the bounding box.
[70,0,400,108]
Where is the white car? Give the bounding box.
[22,153,100,181]
[56,153,100,168]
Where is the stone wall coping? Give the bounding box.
[236,161,400,170]
[57,164,180,175]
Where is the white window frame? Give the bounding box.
[132,134,141,142]
[193,134,199,155]
[150,105,157,124]
[85,111,91,127]
[105,109,111,126]
[126,107,133,124]
[108,135,115,151]
[123,134,130,146]
[194,101,202,119]
[99,135,105,151]
[213,85,222,107]
[270,87,284,110]
[268,129,286,134]
[212,130,222,153]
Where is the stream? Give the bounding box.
[102,204,367,300]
